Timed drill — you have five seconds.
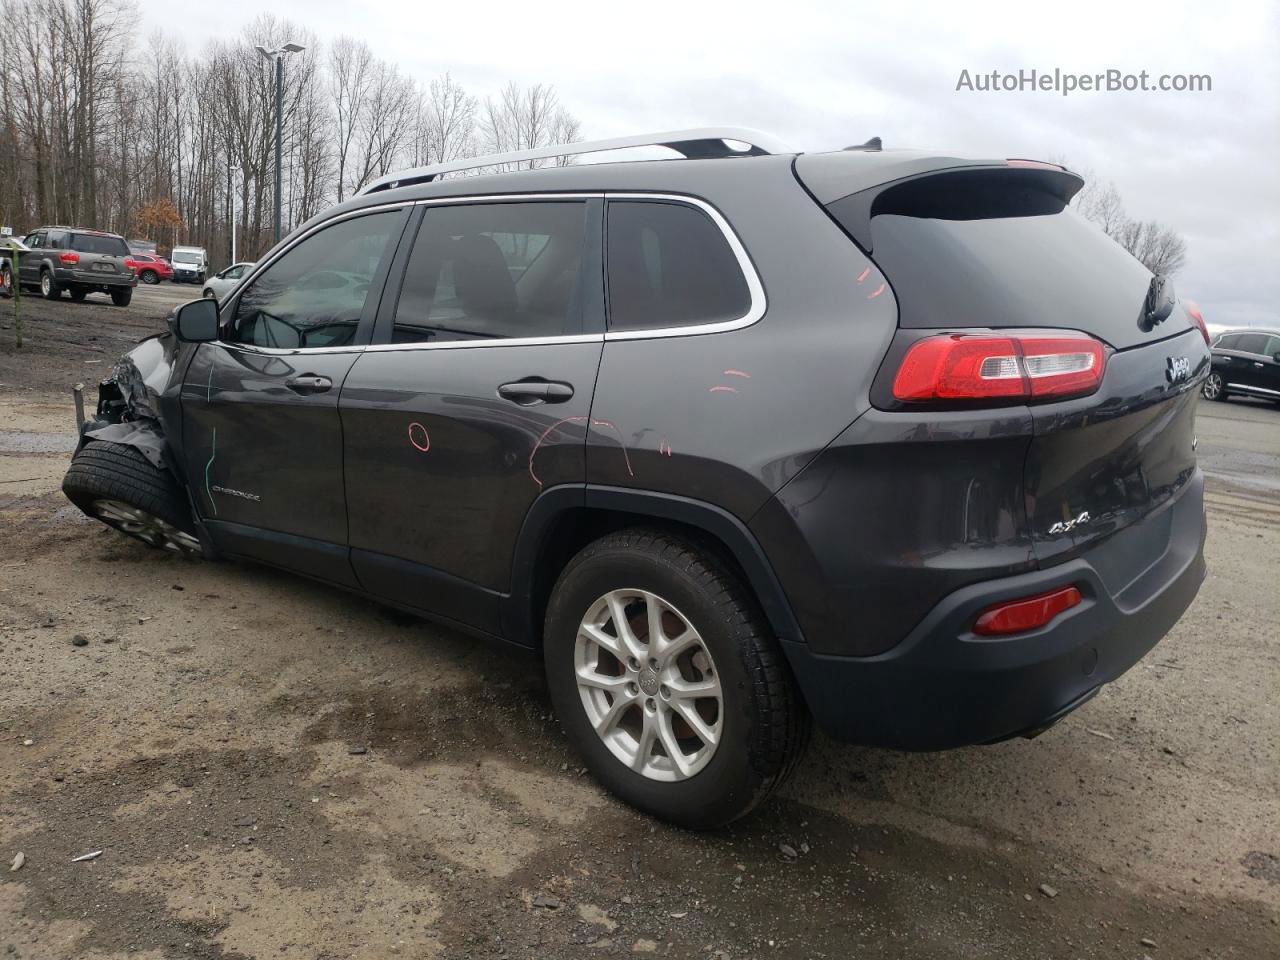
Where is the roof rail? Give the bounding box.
[359,127,793,196]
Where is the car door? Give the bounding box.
[1229,333,1271,392]
[1260,335,1280,397]
[19,232,46,284]
[181,204,412,585]
[339,197,605,635]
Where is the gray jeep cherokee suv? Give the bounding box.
[11,225,137,305]
[60,129,1209,827]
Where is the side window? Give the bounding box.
[230,211,402,349]
[27,233,46,249]
[606,200,751,332]
[1235,333,1268,355]
[1264,336,1280,359]
[1216,334,1238,350]
[224,265,244,280]
[392,201,588,344]
[47,231,69,249]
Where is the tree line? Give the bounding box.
[0,1,581,268]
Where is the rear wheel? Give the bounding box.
[140,270,159,284]
[110,287,132,307]
[1203,371,1227,401]
[40,269,61,300]
[543,528,808,828]
[62,441,201,557]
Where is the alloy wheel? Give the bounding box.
[574,589,722,782]
[1203,373,1223,400]
[40,273,51,297]
[93,499,201,556]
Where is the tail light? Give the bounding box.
[1186,300,1210,346]
[892,332,1106,405]
[973,585,1082,636]
[59,252,80,266]
[124,258,137,270]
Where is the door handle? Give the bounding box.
[1254,362,1264,368]
[285,374,333,394]
[498,379,574,405]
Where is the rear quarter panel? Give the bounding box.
[586,159,898,520]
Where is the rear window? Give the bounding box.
[830,171,1157,348]
[69,233,128,256]
[606,200,750,332]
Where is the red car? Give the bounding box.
[125,253,172,285]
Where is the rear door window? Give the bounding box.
[1234,333,1269,355]
[1215,334,1240,350]
[392,201,590,343]
[605,200,751,332]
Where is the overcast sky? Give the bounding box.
[145,0,1278,329]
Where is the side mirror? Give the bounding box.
[170,298,219,342]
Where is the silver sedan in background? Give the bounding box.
[201,262,256,302]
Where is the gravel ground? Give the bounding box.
[1,292,1277,959]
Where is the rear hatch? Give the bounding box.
[69,232,131,279]
[801,157,1209,569]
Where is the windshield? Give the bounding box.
[69,233,129,257]
[173,250,202,264]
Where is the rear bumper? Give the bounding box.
[783,470,1207,750]
[54,267,135,288]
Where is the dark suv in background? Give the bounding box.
[14,226,136,305]
[1203,328,1280,404]
[60,129,1210,827]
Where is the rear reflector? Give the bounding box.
[893,332,1106,404]
[973,585,1082,636]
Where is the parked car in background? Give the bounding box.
[14,225,136,305]
[1203,328,1280,404]
[201,261,256,301]
[127,253,173,285]
[60,128,1210,827]
[128,239,158,255]
[170,246,208,284]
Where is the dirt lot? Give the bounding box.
[2,292,1277,959]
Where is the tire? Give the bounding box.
[202,288,215,299]
[110,287,133,307]
[1202,371,1227,402]
[40,269,61,300]
[140,270,159,284]
[69,287,87,302]
[543,528,808,828]
[0,263,11,298]
[62,441,201,557]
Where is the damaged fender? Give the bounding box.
[78,331,197,481]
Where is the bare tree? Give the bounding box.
[1067,163,1189,276]
[328,37,371,203]
[410,73,477,167]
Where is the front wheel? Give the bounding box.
[202,288,215,299]
[1203,371,1227,401]
[62,441,201,557]
[110,287,133,307]
[0,263,11,298]
[543,528,808,828]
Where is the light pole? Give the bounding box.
[255,41,305,246]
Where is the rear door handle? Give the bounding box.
[498,379,574,405]
[285,374,333,394]
[1254,362,1265,368]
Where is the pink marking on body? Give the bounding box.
[723,369,750,378]
[528,416,588,487]
[408,422,431,453]
[867,282,886,299]
[856,266,871,283]
[591,418,635,477]
[708,385,738,394]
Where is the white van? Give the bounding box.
[170,246,208,284]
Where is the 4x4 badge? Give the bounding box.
[1048,511,1091,535]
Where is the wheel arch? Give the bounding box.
[502,484,805,651]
